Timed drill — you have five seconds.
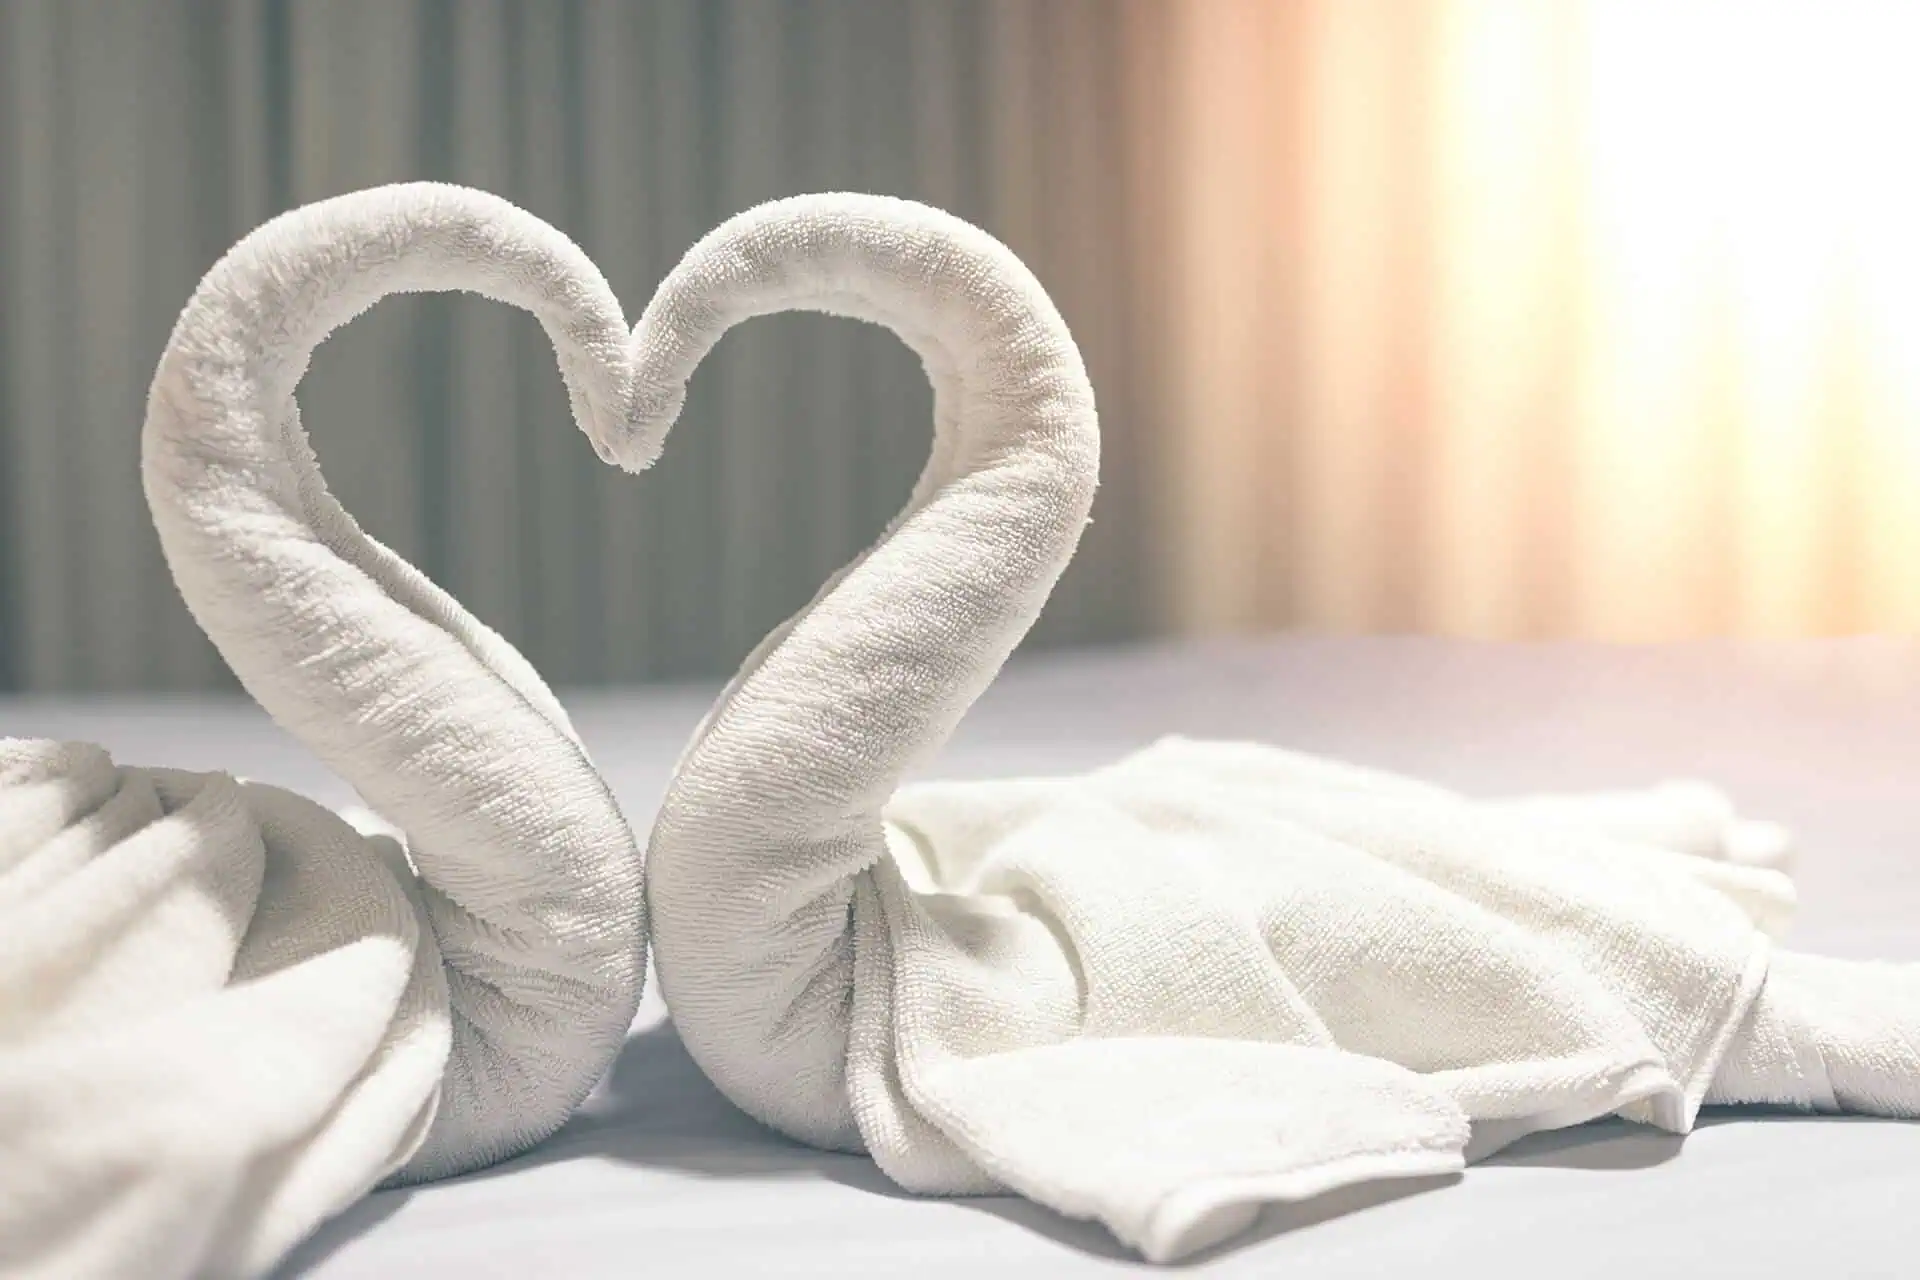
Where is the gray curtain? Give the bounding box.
[0,0,1159,692]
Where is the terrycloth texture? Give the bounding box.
[627,197,1920,1263]
[0,741,446,1278]
[2,184,648,1278]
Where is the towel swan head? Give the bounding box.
[142,182,654,1180]
[626,194,1100,1146]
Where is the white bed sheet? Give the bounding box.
[9,635,1918,1277]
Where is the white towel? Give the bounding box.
[3,184,649,1278]
[617,195,1920,1263]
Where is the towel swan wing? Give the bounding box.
[624,196,1920,1263]
[2,183,656,1277]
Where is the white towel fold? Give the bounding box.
[0,741,446,1278]
[3,184,651,1279]
[618,195,1920,1263]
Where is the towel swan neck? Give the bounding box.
[626,195,1100,1146]
[141,182,648,1179]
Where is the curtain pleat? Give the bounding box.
[1,0,70,690]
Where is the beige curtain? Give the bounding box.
[1146,0,1920,642]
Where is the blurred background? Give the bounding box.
[2,0,1916,694]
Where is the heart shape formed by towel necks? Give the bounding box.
[140,181,1051,1210]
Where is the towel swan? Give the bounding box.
[617,195,1920,1263]
[2,185,649,1277]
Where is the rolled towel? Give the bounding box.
[2,184,652,1278]
[611,195,1918,1264]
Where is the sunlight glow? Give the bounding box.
[1162,0,1920,639]
[1576,0,1920,634]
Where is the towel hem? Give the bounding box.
[1139,1143,1467,1263]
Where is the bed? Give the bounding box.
[9,634,1917,1277]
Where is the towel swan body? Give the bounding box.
[2,185,651,1277]
[623,196,1920,1263]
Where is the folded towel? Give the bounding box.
[616,195,1920,1263]
[0,741,448,1278]
[2,184,649,1278]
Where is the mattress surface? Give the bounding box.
[9,635,1918,1277]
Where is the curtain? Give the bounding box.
[0,0,1154,692]
[1150,0,1920,641]
[6,2,1917,695]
